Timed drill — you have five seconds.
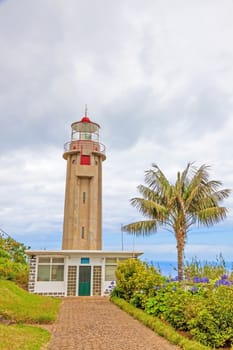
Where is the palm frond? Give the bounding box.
[212,188,231,201]
[206,180,223,191]
[137,185,160,201]
[144,164,171,197]
[122,220,158,236]
[197,207,228,226]
[181,162,193,185]
[130,197,168,221]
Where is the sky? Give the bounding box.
[0,0,233,263]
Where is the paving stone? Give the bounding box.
[47,297,181,350]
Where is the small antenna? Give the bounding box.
[85,104,88,117]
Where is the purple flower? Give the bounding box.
[200,277,209,283]
[193,276,201,283]
[215,279,232,287]
[190,286,198,293]
[221,274,228,280]
[192,276,209,283]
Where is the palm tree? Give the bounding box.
[122,163,231,281]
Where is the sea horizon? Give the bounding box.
[141,260,233,277]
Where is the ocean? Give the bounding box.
[146,261,233,278]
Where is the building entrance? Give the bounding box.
[78,266,91,296]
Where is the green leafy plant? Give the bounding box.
[0,234,29,288]
[187,286,233,348]
[113,258,164,302]
[129,292,147,309]
[113,256,233,348]
[111,296,209,350]
[184,255,228,281]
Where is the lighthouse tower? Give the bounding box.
[26,109,143,297]
[62,109,106,250]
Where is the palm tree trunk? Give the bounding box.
[176,233,185,281]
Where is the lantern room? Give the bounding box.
[71,116,100,142]
[63,114,106,161]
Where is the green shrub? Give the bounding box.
[114,258,164,302]
[129,292,147,309]
[0,235,29,288]
[163,286,192,330]
[145,284,191,330]
[187,286,233,348]
[145,288,170,317]
[0,236,28,264]
[0,257,29,289]
[113,257,233,348]
[111,296,209,350]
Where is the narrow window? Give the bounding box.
[81,226,85,239]
[83,192,86,204]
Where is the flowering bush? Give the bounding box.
[214,274,232,286]
[112,259,164,304]
[113,258,233,348]
[187,286,233,347]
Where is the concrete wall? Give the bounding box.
[62,150,105,250]
[27,252,140,297]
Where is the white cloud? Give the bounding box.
[0,0,233,261]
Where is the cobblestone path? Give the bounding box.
[47,297,181,350]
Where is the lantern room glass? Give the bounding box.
[71,121,100,142]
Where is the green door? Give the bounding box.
[78,266,91,296]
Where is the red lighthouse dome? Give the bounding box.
[80,116,91,123]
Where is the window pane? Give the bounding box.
[52,257,64,264]
[81,257,90,264]
[51,265,64,281]
[38,257,50,263]
[37,265,50,281]
[105,265,116,281]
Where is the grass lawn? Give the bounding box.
[0,280,61,323]
[0,280,61,349]
[0,324,50,350]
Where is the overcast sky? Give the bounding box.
[0,0,233,263]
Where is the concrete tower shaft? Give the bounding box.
[62,114,106,250]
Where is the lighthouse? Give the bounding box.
[26,110,143,297]
[62,110,106,250]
